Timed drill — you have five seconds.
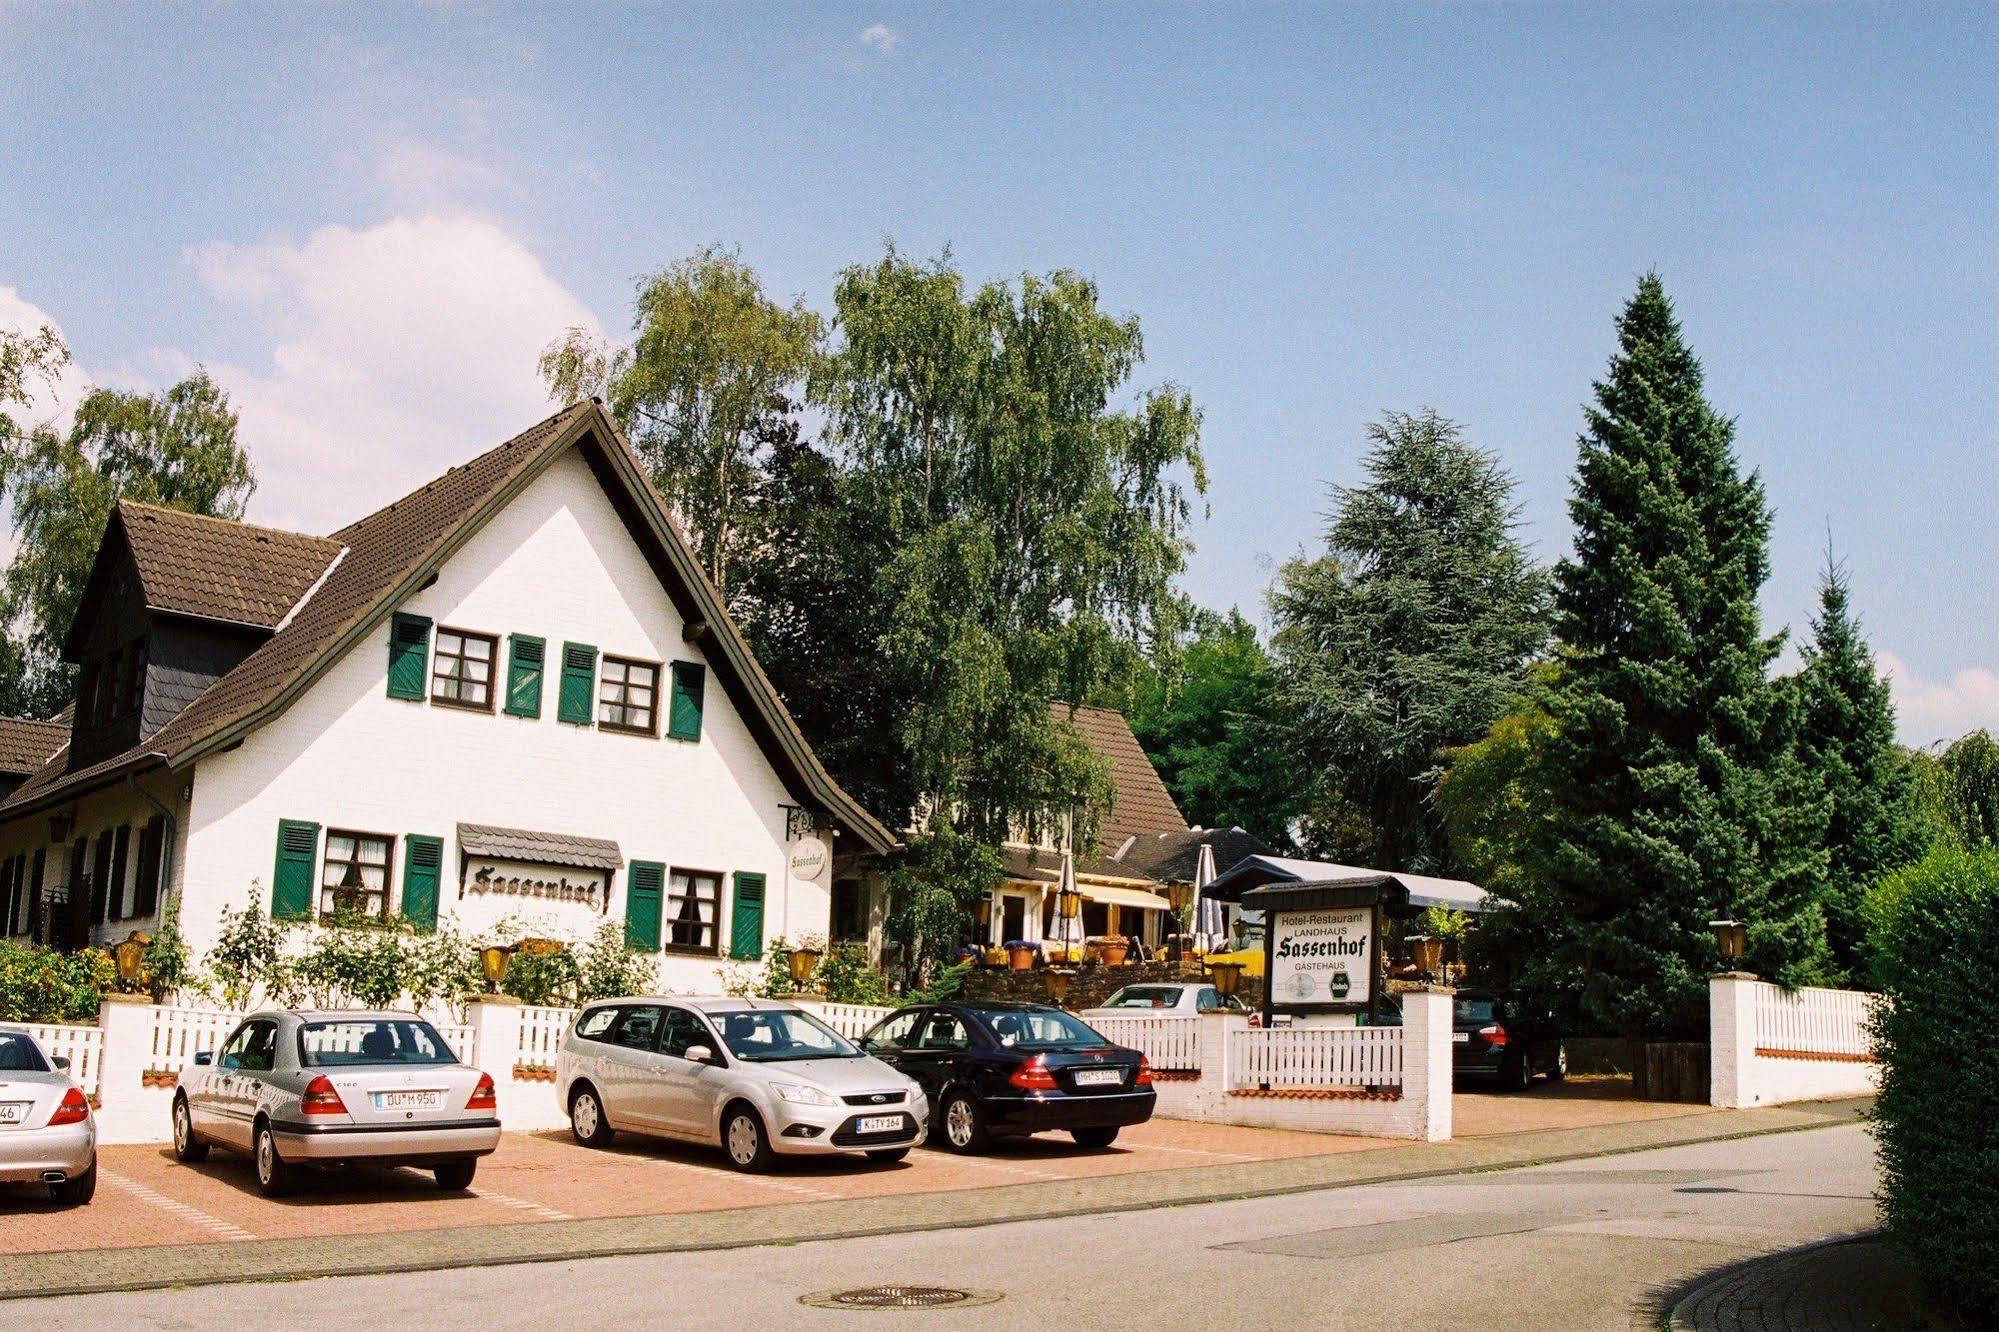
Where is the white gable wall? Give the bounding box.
[178,448,832,990]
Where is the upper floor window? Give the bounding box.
[599,655,660,736]
[431,628,496,711]
[321,829,394,919]
[123,640,146,715]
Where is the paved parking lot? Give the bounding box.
[0,1079,1712,1256]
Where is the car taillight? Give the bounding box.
[1135,1055,1153,1087]
[466,1072,497,1112]
[1479,1025,1508,1048]
[1009,1055,1058,1091]
[301,1074,348,1116]
[47,1086,89,1126]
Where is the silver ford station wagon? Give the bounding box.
[557,997,926,1172]
[172,1010,501,1196]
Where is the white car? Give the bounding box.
[1080,982,1249,1019]
[558,997,927,1172]
[0,1026,96,1204]
[173,1010,501,1196]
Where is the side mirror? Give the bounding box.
[684,1044,715,1065]
[194,1051,213,1066]
[53,1056,70,1072]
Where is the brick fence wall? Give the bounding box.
[962,958,1266,1011]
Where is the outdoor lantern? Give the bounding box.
[787,946,823,989]
[47,810,73,845]
[1043,967,1073,1005]
[110,930,150,991]
[1209,960,1245,998]
[1057,888,1082,921]
[972,896,992,929]
[479,944,513,992]
[1409,935,1444,977]
[1709,919,1747,966]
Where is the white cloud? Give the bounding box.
[0,285,93,433]
[859,23,903,54]
[1880,651,1999,748]
[185,214,603,535]
[373,138,509,210]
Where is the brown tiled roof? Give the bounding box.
[0,718,67,776]
[1116,826,1279,886]
[117,502,343,630]
[1000,843,1161,886]
[1051,703,1188,848]
[457,822,623,872]
[0,402,896,853]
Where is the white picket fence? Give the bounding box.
[20,1021,104,1096]
[1085,1014,1202,1071]
[1752,982,1877,1058]
[148,1005,239,1073]
[812,1002,894,1040]
[1225,1025,1404,1090]
[516,1005,576,1069]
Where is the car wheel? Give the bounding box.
[1502,1054,1533,1093]
[938,1091,989,1154]
[172,1095,210,1163]
[254,1122,294,1197]
[434,1159,477,1191]
[722,1105,773,1173]
[1070,1126,1120,1150]
[1548,1043,1568,1083]
[865,1148,910,1164]
[49,1162,95,1205]
[569,1084,615,1148]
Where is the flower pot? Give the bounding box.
[983,947,1008,968]
[1098,941,1130,967]
[1007,944,1037,972]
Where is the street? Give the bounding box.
[13,1121,1876,1329]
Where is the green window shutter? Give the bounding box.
[668,661,705,741]
[401,834,444,931]
[504,634,545,718]
[271,820,320,920]
[626,860,664,951]
[388,613,432,700]
[729,872,767,960]
[558,642,597,725]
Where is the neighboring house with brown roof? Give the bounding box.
[0,402,893,986]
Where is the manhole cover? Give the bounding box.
[800,1286,1003,1311]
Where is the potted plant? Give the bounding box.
[1005,939,1038,971]
[983,945,1008,968]
[1096,936,1130,967]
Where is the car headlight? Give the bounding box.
[774,1083,837,1107]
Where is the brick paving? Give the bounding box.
[1669,1235,1970,1331]
[0,1085,1862,1301]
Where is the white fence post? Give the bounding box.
[462,994,519,1090]
[1400,986,1453,1142]
[1710,972,1758,1108]
[91,994,154,1143]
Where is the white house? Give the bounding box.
[0,401,896,990]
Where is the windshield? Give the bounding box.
[1101,986,1183,1009]
[0,1031,50,1072]
[713,1009,859,1062]
[300,1019,458,1067]
[975,1007,1109,1050]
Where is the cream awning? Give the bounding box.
[1077,884,1171,912]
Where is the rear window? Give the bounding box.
[300,1019,457,1067]
[0,1032,49,1073]
[1101,986,1183,1009]
[973,1007,1107,1050]
[1454,998,1500,1025]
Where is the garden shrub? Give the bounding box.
[815,942,891,1006]
[0,941,114,1023]
[1867,844,1999,1317]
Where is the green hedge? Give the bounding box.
[0,942,115,1023]
[1868,845,1999,1317]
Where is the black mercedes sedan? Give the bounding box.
[858,1002,1156,1152]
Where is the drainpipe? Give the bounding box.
[125,773,178,917]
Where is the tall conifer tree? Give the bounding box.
[1534,276,1827,1036]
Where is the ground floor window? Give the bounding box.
[830,878,868,942]
[322,830,394,919]
[666,868,720,952]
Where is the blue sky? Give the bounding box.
[2,4,1994,742]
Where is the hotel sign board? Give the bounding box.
[463,857,610,914]
[1250,880,1388,1022]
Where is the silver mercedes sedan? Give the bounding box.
[557,997,926,1172]
[0,1026,96,1204]
[172,1010,501,1196]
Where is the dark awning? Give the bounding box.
[1204,854,1512,913]
[456,822,623,872]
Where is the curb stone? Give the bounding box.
[0,1097,1870,1302]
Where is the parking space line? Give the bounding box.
[603,1151,841,1202]
[1132,1143,1257,1161]
[472,1187,573,1222]
[103,1172,258,1242]
[937,1155,1069,1183]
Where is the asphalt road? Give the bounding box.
[16,1122,1876,1330]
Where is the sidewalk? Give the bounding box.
[0,1096,1867,1301]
